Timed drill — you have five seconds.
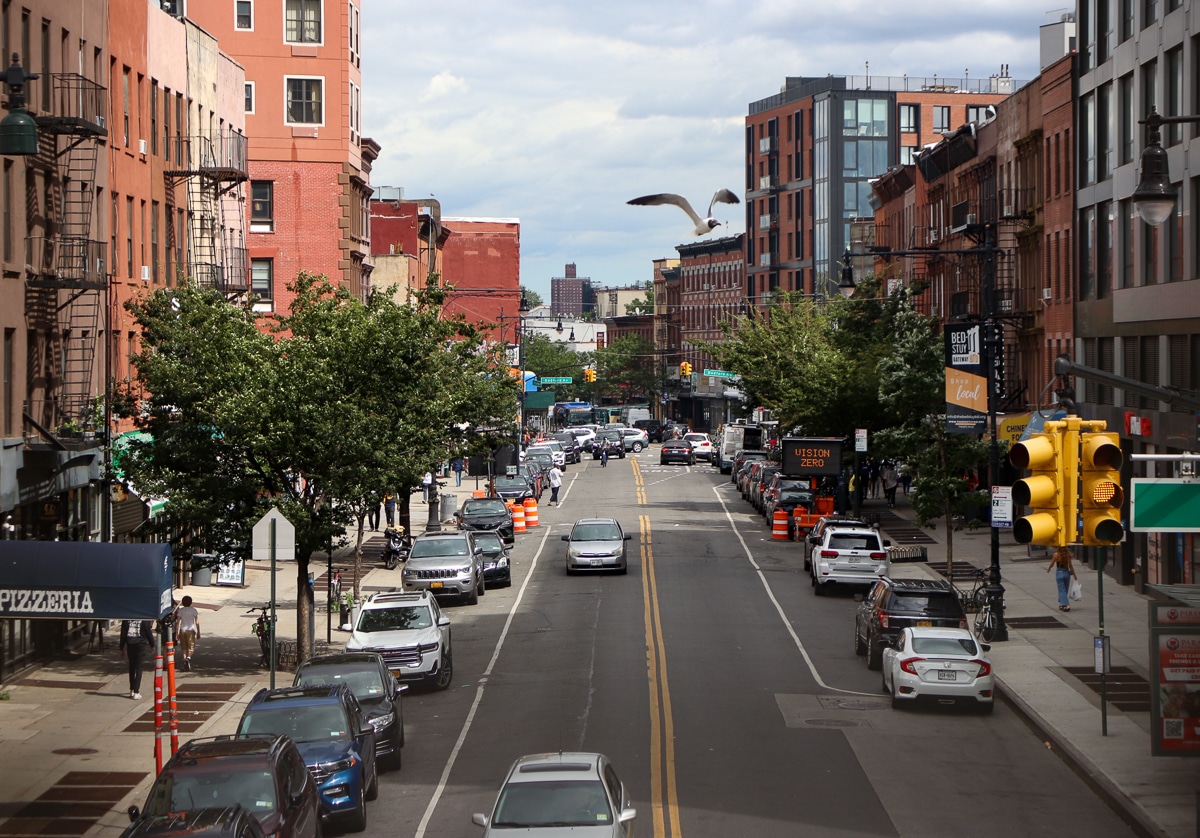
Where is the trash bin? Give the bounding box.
[190,562,213,587]
[439,493,458,521]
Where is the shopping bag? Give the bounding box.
[1069,577,1083,601]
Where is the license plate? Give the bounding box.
[430,581,444,589]
[916,620,932,627]
[937,670,957,681]
[590,559,603,567]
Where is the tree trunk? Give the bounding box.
[296,556,313,663]
[353,512,366,599]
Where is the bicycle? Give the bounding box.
[957,568,990,614]
[246,605,277,668]
[974,594,1001,643]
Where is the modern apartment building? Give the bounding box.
[551,262,595,317]
[186,0,373,310]
[1074,0,1200,586]
[745,73,1015,302]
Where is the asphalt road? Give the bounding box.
[353,450,1137,838]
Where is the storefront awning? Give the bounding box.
[0,541,174,620]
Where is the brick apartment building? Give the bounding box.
[551,262,596,317]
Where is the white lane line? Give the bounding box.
[413,524,555,837]
[712,485,876,698]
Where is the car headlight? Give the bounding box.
[458,564,473,577]
[323,755,357,773]
[496,557,509,568]
[368,712,394,732]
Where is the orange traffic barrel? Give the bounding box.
[523,497,539,527]
[512,502,526,533]
[472,489,486,498]
[772,508,789,540]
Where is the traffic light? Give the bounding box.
[1080,431,1125,546]
[584,368,596,383]
[680,362,692,377]
[1010,427,1075,546]
[596,332,605,349]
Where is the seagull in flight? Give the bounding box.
[627,188,741,236]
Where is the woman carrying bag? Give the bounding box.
[1047,546,1078,612]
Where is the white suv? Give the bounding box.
[346,591,453,690]
[810,526,891,596]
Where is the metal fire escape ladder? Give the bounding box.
[29,73,107,433]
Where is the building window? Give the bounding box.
[1081,93,1096,186]
[1165,47,1183,145]
[932,105,950,133]
[1097,82,1112,180]
[900,145,918,165]
[3,327,11,436]
[2,160,9,263]
[1120,0,1134,40]
[251,181,273,230]
[349,80,359,141]
[251,258,273,302]
[285,0,321,43]
[235,0,252,29]
[348,2,358,65]
[150,80,158,155]
[244,81,254,114]
[151,200,159,283]
[122,66,130,147]
[1143,0,1157,27]
[126,197,133,279]
[966,104,990,124]
[285,77,322,124]
[898,104,917,133]
[162,86,171,163]
[1118,74,1133,165]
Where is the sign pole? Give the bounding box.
[269,517,277,689]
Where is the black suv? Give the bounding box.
[293,652,405,770]
[633,419,664,442]
[854,577,967,671]
[125,734,319,838]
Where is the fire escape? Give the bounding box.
[24,73,108,439]
[164,128,248,295]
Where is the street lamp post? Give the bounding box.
[1132,107,1200,226]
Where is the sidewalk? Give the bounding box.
[871,491,1200,838]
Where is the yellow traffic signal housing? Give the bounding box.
[1080,431,1124,546]
[585,368,596,383]
[680,362,692,377]
[1010,428,1075,546]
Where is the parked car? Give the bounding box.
[344,591,453,691]
[456,497,515,545]
[659,439,696,465]
[491,475,535,503]
[562,518,631,574]
[551,432,582,463]
[124,735,319,838]
[471,752,637,836]
[763,478,815,537]
[237,685,377,832]
[749,464,781,511]
[804,516,873,568]
[633,418,664,442]
[882,627,995,712]
[683,432,713,461]
[122,805,265,838]
[592,430,625,459]
[471,528,512,587]
[526,443,566,469]
[292,652,405,770]
[731,449,769,485]
[517,465,544,499]
[809,524,891,596]
[403,532,487,605]
[854,576,968,670]
[620,428,649,452]
[525,452,556,474]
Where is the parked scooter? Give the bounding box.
[383,525,411,569]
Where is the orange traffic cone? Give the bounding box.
[512,502,526,534]
[523,497,539,527]
[772,508,789,540]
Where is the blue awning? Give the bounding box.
[0,541,174,620]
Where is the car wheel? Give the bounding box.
[891,681,902,710]
[867,640,883,671]
[463,583,479,606]
[854,626,866,656]
[881,669,890,694]
[980,701,995,716]
[432,649,453,691]
[618,559,628,575]
[660,460,667,465]
[344,787,367,833]
[566,562,577,575]
[366,763,379,800]
[387,734,403,771]
[632,442,643,452]
[812,574,825,596]
[477,573,486,598]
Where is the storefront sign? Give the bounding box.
[1150,602,1200,755]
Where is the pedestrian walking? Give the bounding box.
[547,463,563,506]
[881,462,899,508]
[383,492,396,527]
[1047,546,1077,611]
[452,457,464,487]
[119,619,155,699]
[367,490,381,530]
[175,595,200,671]
[600,442,609,467]
[421,471,434,503]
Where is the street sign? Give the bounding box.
[1131,479,1200,532]
[991,485,1013,529]
[539,377,573,385]
[704,369,736,378]
[252,508,296,562]
[855,428,867,452]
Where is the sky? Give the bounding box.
[362,1,1059,300]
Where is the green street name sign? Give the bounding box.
[1131,479,1200,532]
[704,369,736,378]
[539,377,573,385]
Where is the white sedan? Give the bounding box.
[881,627,995,713]
[683,433,713,461]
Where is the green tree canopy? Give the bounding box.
[596,334,656,401]
[625,281,654,315]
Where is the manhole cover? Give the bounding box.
[802,718,862,728]
[816,695,889,711]
[51,748,98,755]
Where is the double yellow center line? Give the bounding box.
[640,511,681,837]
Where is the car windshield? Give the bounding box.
[685,435,707,443]
[145,768,277,816]
[910,635,977,655]
[597,432,620,442]
[827,534,881,551]
[891,594,964,617]
[492,779,613,828]
[779,490,814,503]
[295,664,386,698]
[473,532,504,552]
[410,538,471,558]
[464,499,507,515]
[552,435,574,446]
[571,523,621,541]
[356,605,432,632]
[239,704,350,743]
[496,477,529,490]
[527,456,552,468]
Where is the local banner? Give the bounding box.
[945,323,988,434]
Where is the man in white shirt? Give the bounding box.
[547,464,563,506]
[175,595,200,671]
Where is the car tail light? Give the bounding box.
[878,611,890,629]
[869,551,886,560]
[959,617,968,629]
[900,657,924,675]
[972,660,991,677]
[820,549,839,558]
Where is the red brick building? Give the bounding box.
[439,216,521,338]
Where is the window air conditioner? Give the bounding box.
[141,265,150,281]
[965,213,977,225]
[1003,204,1014,217]
[139,139,147,155]
[1041,287,1053,300]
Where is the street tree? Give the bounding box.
[595,334,656,402]
[519,286,543,308]
[523,332,591,402]
[625,281,654,315]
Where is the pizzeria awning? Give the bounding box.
[0,541,174,620]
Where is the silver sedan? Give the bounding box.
[561,518,631,575]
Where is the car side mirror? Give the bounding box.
[883,539,892,547]
[618,808,637,824]
[438,616,451,627]
[127,805,140,823]
[471,813,489,827]
[561,535,570,541]
[624,534,632,541]
[980,643,991,653]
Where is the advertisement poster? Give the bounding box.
[1150,602,1200,755]
[944,323,987,434]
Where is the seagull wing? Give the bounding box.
[628,193,703,228]
[707,188,741,216]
